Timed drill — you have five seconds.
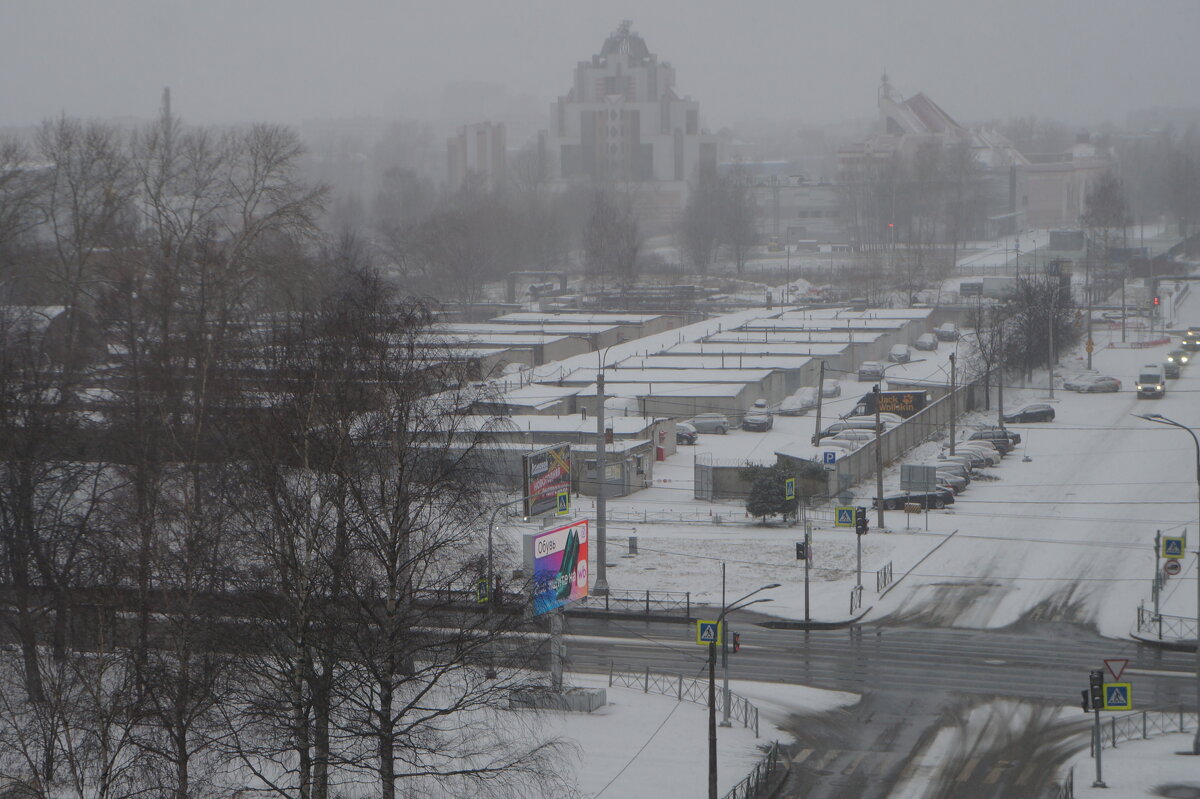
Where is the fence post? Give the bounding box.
[1143,711,1147,739]
[608,661,613,687]
[605,591,610,612]
[677,673,682,700]
[643,666,649,693]
[1111,717,1117,748]
[645,590,651,615]
[686,592,691,618]
[754,706,759,738]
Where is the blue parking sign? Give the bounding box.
[823,451,837,465]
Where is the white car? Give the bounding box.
[821,379,842,398]
[858,361,884,381]
[935,322,960,341]
[888,344,912,363]
[1062,370,1100,391]
[779,387,818,416]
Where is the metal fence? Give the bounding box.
[1136,603,1199,642]
[849,584,864,614]
[1097,707,1197,750]
[608,664,760,737]
[722,741,787,799]
[1052,766,1074,799]
[576,589,692,617]
[876,562,894,593]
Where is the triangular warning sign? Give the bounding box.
[1104,659,1128,682]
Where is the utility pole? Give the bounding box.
[949,353,957,455]
[1086,244,1094,370]
[720,563,731,727]
[811,361,825,446]
[803,519,812,623]
[996,319,1005,428]
[874,384,884,530]
[1048,284,1056,399]
[594,371,609,595]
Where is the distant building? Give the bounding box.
[541,21,717,227]
[447,121,507,192]
[1021,132,1114,229]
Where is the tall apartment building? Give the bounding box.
[447,121,507,192]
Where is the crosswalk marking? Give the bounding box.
[984,767,1005,784]
[841,751,868,775]
[791,748,813,765]
[956,757,980,782]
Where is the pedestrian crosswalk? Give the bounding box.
[790,748,1029,786]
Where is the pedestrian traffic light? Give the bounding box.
[796,541,807,560]
[1089,669,1104,710]
[1153,296,1160,306]
[855,507,868,535]
[1081,689,1091,713]
[732,632,741,653]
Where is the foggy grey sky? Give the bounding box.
[3,0,1197,136]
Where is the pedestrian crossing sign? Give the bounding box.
[696,620,722,646]
[835,506,855,527]
[1162,536,1185,559]
[1102,683,1132,711]
[556,491,570,516]
[784,477,796,501]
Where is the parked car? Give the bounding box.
[972,425,1021,446]
[921,461,971,484]
[676,421,698,445]
[1136,364,1166,399]
[888,344,912,363]
[1075,374,1122,393]
[689,413,730,434]
[858,361,885,381]
[819,419,880,438]
[830,429,876,443]
[778,387,818,416]
[934,322,960,341]
[1062,370,1100,391]
[844,412,904,427]
[741,399,774,432]
[913,333,939,351]
[966,429,1014,454]
[1002,403,1055,423]
[820,438,860,452]
[821,379,842,398]
[874,487,955,510]
[937,454,978,473]
[940,448,991,468]
[954,443,1001,466]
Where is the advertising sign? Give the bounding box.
[522,443,572,517]
[523,519,589,616]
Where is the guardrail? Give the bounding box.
[876,562,894,593]
[608,664,760,737]
[577,589,692,616]
[1096,706,1197,750]
[1136,603,1198,642]
[722,741,786,799]
[850,584,864,614]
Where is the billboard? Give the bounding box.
[523,519,589,616]
[522,443,572,517]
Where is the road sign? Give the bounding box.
[555,491,570,516]
[835,506,855,527]
[784,477,796,501]
[1085,339,1094,354]
[904,503,922,514]
[822,451,837,465]
[1162,536,1185,558]
[1104,659,1129,682]
[475,579,490,604]
[1102,683,1132,711]
[901,464,939,492]
[1164,559,1182,576]
[696,620,722,646]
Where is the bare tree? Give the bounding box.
[680,164,723,273]
[721,167,756,275]
[583,188,640,288]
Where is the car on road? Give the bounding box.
[1136,364,1166,399]
[914,333,939,351]
[888,344,912,363]
[1165,349,1189,378]
[1002,403,1055,423]
[741,399,774,432]
[689,413,730,434]
[935,322,960,341]
[1183,328,1200,351]
[675,421,698,445]
[858,361,884,381]
[874,487,956,510]
[779,387,818,416]
[1075,374,1122,393]
[1062,370,1100,391]
[821,379,842,398]
[1164,359,1181,379]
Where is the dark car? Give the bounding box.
[741,399,774,432]
[966,429,1014,454]
[1166,349,1189,378]
[972,425,1021,446]
[874,487,956,510]
[1002,403,1055,423]
[676,421,698,445]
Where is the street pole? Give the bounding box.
[997,318,1005,428]
[486,494,530,679]
[1133,412,1200,754]
[594,370,609,595]
[1086,247,1094,370]
[708,587,779,799]
[874,383,884,531]
[804,519,812,623]
[812,361,825,447]
[720,563,731,727]
[1093,703,1106,788]
[949,352,957,456]
[1048,282,1056,399]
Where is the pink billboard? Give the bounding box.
[523,519,589,616]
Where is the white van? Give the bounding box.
[1136,364,1165,399]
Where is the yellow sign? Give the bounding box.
[696,620,723,646]
[556,491,570,516]
[1161,536,1185,559]
[1102,683,1132,711]
[784,477,796,501]
[1085,339,1094,354]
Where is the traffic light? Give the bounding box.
[1153,296,1161,306]
[1089,669,1104,711]
[855,506,868,535]
[1081,689,1091,713]
[796,541,807,560]
[732,632,741,653]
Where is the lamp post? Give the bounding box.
[1133,412,1200,755]
[875,359,926,530]
[709,584,779,799]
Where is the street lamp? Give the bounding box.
[1132,412,1200,755]
[874,359,926,530]
[709,584,780,799]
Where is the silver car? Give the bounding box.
[689,413,731,434]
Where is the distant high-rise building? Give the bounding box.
[447,121,507,192]
[544,21,717,188]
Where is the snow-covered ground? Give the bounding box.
[1066,731,1200,797]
